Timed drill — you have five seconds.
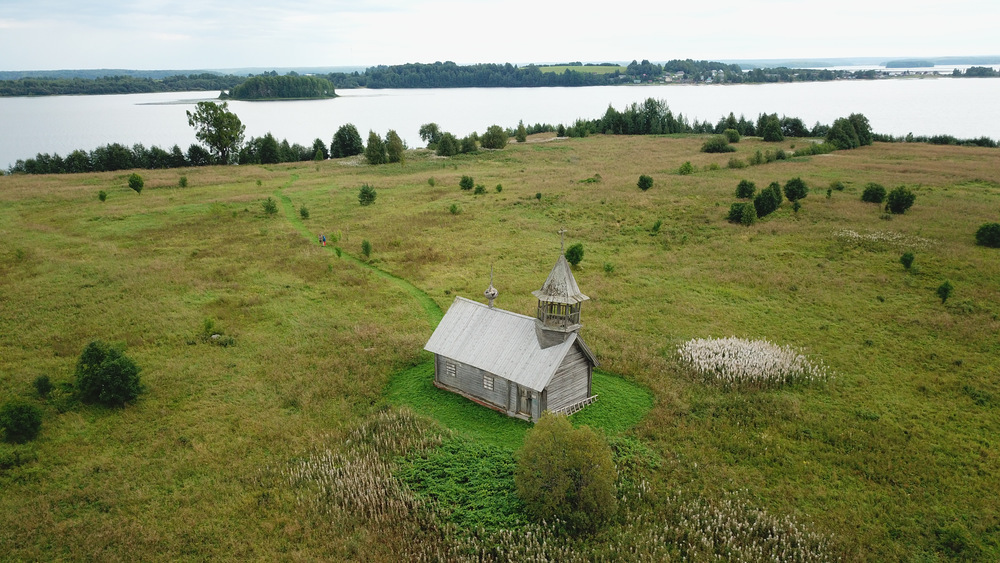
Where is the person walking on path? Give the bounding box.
[320,233,326,247]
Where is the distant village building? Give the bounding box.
[424,252,598,422]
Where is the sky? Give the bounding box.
[0,0,998,71]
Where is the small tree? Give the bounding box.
[937,280,953,304]
[128,173,144,194]
[516,120,528,143]
[358,183,377,206]
[186,101,245,164]
[361,239,372,259]
[637,175,654,191]
[515,413,617,533]
[678,161,694,175]
[98,190,107,202]
[385,129,405,164]
[735,179,756,199]
[783,177,808,202]
[0,399,43,443]
[975,222,1000,247]
[436,133,459,156]
[900,251,915,269]
[480,125,509,150]
[364,130,388,165]
[299,205,309,219]
[331,123,364,158]
[262,197,278,215]
[459,175,474,190]
[886,185,916,214]
[565,243,584,266]
[75,340,141,406]
[418,122,442,148]
[723,128,741,143]
[862,183,887,203]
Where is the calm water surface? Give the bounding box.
[3,78,999,169]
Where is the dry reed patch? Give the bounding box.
[678,337,830,389]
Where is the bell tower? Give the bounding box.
[533,231,589,348]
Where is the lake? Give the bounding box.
[3,77,1000,169]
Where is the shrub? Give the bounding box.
[474,184,486,195]
[747,150,764,166]
[0,400,43,443]
[830,180,845,191]
[975,222,1000,247]
[637,174,653,191]
[937,280,953,303]
[33,375,52,398]
[783,177,808,202]
[651,219,662,234]
[358,183,377,206]
[735,179,756,199]
[728,202,757,226]
[753,183,782,218]
[98,190,107,202]
[299,205,309,219]
[449,203,460,215]
[774,148,787,160]
[427,177,436,187]
[179,176,188,188]
[75,340,141,406]
[861,182,887,203]
[701,135,735,153]
[361,239,372,258]
[535,192,542,200]
[678,161,694,175]
[459,175,474,190]
[515,413,617,533]
[727,157,747,169]
[565,242,584,266]
[886,185,916,214]
[900,251,915,269]
[495,184,502,193]
[723,128,740,143]
[128,173,144,193]
[603,262,615,274]
[480,125,508,149]
[261,196,278,215]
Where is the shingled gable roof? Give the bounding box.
[531,254,589,305]
[424,296,596,392]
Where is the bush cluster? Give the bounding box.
[75,341,142,406]
[975,222,1000,247]
[753,182,784,218]
[0,400,43,443]
[862,183,887,203]
[886,186,916,214]
[701,135,735,153]
[637,175,653,191]
[735,179,756,199]
[727,202,757,226]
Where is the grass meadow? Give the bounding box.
[1,133,998,560]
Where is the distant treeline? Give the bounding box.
[224,73,336,100]
[0,73,245,96]
[952,66,999,77]
[319,60,903,88]
[7,97,998,175]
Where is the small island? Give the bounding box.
[222,73,335,100]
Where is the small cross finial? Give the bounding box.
[484,264,498,308]
[558,228,567,253]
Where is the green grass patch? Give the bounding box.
[386,363,652,448]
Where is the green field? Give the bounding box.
[2,133,999,560]
[538,64,625,74]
